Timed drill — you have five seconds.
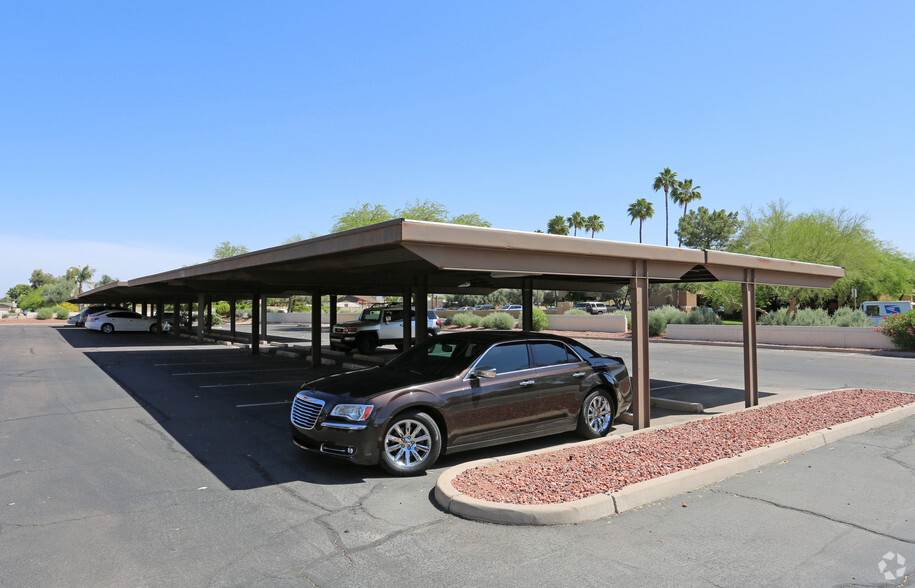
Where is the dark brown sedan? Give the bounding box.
[290,331,631,475]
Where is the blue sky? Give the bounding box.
[2,1,913,294]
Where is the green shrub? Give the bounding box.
[2,314,8,319]
[52,306,69,320]
[214,301,231,315]
[685,307,722,325]
[831,307,871,327]
[531,307,549,331]
[564,308,588,315]
[451,312,483,328]
[36,308,54,320]
[482,312,516,329]
[647,305,686,336]
[792,308,832,326]
[877,310,915,350]
[759,308,792,326]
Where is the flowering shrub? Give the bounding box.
[876,310,915,350]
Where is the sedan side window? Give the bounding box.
[476,343,531,374]
[530,341,577,367]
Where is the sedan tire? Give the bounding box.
[379,411,441,476]
[101,323,115,334]
[576,388,615,439]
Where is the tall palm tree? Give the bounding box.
[670,179,702,246]
[547,214,570,235]
[652,167,677,246]
[627,199,654,243]
[74,265,96,293]
[566,211,586,236]
[585,214,604,238]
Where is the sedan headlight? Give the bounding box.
[330,404,373,422]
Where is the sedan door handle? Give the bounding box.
[519,380,535,388]
[573,372,587,378]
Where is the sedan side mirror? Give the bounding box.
[471,367,497,379]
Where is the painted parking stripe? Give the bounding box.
[200,379,303,389]
[651,378,719,391]
[172,368,311,376]
[237,400,293,408]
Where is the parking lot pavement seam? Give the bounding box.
[434,403,915,526]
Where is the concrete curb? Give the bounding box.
[434,399,915,526]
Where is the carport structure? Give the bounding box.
[73,219,844,430]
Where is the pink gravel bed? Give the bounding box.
[451,389,915,505]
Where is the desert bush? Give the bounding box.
[531,307,549,331]
[451,312,483,328]
[52,306,69,320]
[36,308,54,320]
[792,308,832,326]
[759,308,792,326]
[684,307,722,325]
[831,307,871,327]
[647,305,686,336]
[482,312,516,329]
[564,308,588,315]
[2,314,8,319]
[877,310,915,350]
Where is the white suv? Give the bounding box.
[330,304,442,354]
[574,301,608,315]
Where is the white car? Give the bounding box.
[86,310,163,334]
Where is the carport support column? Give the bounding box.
[630,264,650,430]
[402,286,412,351]
[230,298,236,340]
[311,290,322,367]
[329,295,337,330]
[173,299,181,336]
[251,295,260,355]
[260,296,268,341]
[521,279,534,332]
[415,277,428,346]
[742,271,759,407]
[205,296,212,334]
[196,293,206,343]
[155,300,164,333]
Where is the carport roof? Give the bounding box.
[72,219,844,303]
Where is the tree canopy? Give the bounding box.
[676,206,741,250]
[331,200,490,232]
[211,241,250,260]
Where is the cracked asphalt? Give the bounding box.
[1,324,913,587]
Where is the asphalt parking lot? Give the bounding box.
[2,324,913,587]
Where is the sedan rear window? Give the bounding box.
[530,341,578,367]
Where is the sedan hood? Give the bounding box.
[302,366,432,400]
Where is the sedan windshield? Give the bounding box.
[385,337,486,379]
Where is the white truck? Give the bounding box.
[860,301,913,326]
[329,303,442,354]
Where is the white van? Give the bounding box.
[860,301,913,326]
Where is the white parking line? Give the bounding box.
[200,380,303,389]
[154,361,244,367]
[652,378,719,391]
[173,368,310,376]
[237,400,293,408]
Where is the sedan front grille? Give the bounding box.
[291,395,325,430]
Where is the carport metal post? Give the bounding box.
[155,300,163,333]
[401,286,412,351]
[328,295,337,331]
[251,295,260,355]
[229,298,236,340]
[630,265,650,430]
[521,279,533,332]
[205,295,212,334]
[742,270,759,407]
[196,293,206,343]
[415,277,428,346]
[173,299,181,337]
[260,296,268,341]
[311,289,322,367]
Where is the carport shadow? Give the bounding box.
[57,329,382,490]
[648,379,775,414]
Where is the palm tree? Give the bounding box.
[652,167,677,246]
[585,214,604,238]
[627,199,654,243]
[73,265,96,293]
[547,215,570,235]
[670,179,702,246]
[566,211,586,236]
